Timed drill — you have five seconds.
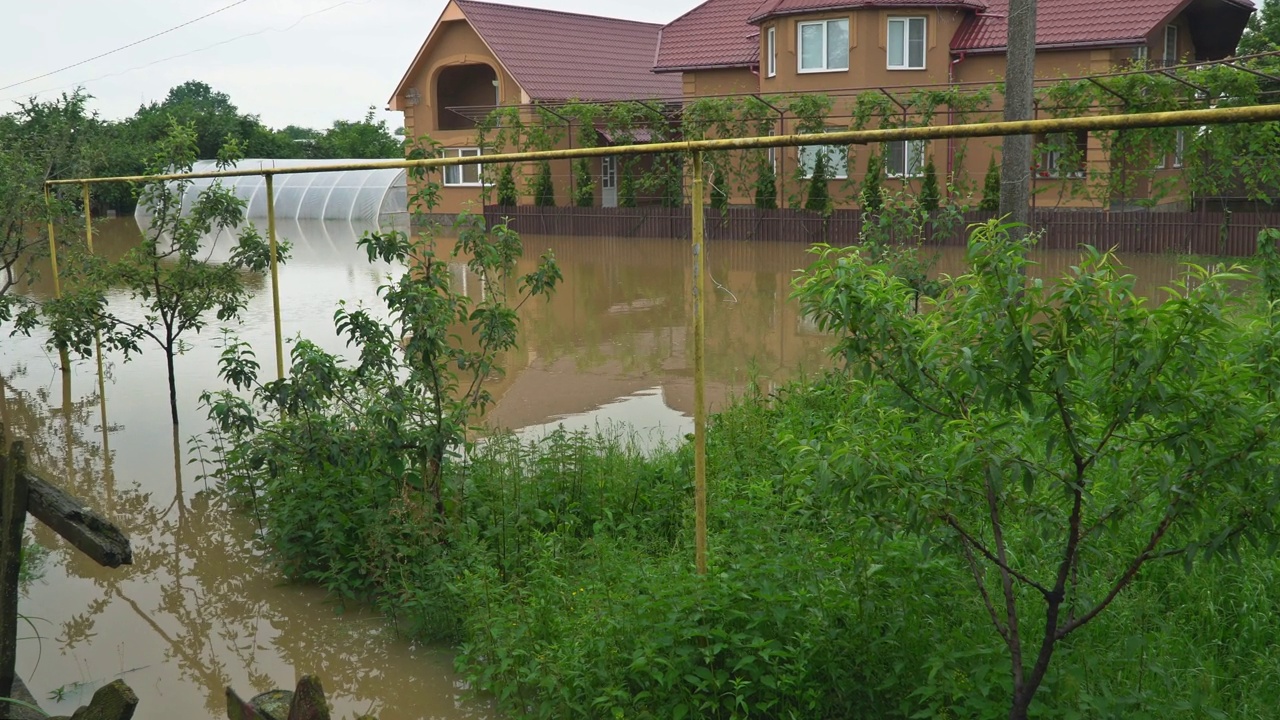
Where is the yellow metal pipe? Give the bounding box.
[84,184,108,454]
[46,103,1280,188]
[265,175,284,381]
[691,150,708,577]
[44,186,68,373]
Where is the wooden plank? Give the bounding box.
[0,441,28,699]
[20,472,131,569]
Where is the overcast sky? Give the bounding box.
[1,0,697,131]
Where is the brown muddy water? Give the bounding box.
[0,218,1196,718]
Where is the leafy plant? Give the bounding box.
[804,152,833,216]
[860,152,883,216]
[25,119,280,426]
[754,158,777,210]
[496,164,518,206]
[793,221,1280,719]
[533,161,555,207]
[919,157,940,213]
[572,158,593,207]
[980,155,1002,212]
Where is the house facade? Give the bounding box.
[389,0,1253,213]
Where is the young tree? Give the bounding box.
[313,107,403,159]
[1239,0,1280,54]
[980,155,1002,212]
[860,152,884,216]
[37,119,281,427]
[572,158,593,207]
[804,152,833,216]
[919,158,941,213]
[533,161,555,207]
[497,164,520,206]
[754,156,778,210]
[202,167,561,530]
[794,222,1280,720]
[618,161,638,208]
[710,164,729,214]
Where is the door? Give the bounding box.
[601,156,618,208]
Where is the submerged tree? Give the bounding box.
[33,119,281,426]
[795,222,1280,720]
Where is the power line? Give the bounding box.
[0,0,253,93]
[1,1,362,106]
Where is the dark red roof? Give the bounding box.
[455,0,681,101]
[951,0,1255,53]
[654,0,765,72]
[749,0,985,24]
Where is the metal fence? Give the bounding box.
[484,205,1280,257]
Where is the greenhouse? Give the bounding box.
[135,159,408,223]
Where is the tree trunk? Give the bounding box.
[165,348,179,428]
[1000,0,1038,239]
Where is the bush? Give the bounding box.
[710,164,729,214]
[980,155,1001,212]
[919,158,940,213]
[754,159,778,210]
[572,158,593,207]
[533,161,555,207]
[860,152,883,216]
[804,153,833,216]
[496,164,518,206]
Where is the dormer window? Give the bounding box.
[798,19,849,73]
[888,17,926,70]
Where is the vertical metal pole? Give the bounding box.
[44,185,69,373]
[265,174,284,381]
[85,185,110,461]
[691,151,708,576]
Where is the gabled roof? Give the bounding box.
[748,0,986,25]
[952,0,1254,54]
[654,0,765,72]
[389,0,681,107]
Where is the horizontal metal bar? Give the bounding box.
[48,103,1280,187]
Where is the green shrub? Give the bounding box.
[860,152,883,216]
[980,155,1001,212]
[754,159,778,210]
[533,160,555,206]
[711,164,729,214]
[804,153,833,216]
[496,164,518,206]
[572,158,593,207]
[919,158,940,213]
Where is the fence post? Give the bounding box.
[691,151,708,576]
[0,439,29,697]
[43,186,69,374]
[84,185,109,452]
[265,174,285,381]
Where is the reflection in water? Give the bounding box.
[0,218,1200,718]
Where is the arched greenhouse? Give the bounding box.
[134,159,408,223]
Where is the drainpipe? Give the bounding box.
[948,51,967,199]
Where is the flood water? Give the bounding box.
[0,217,1197,718]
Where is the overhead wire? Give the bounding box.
[0,0,254,93]
[0,1,364,105]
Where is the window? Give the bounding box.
[1036,131,1088,178]
[885,140,926,178]
[443,147,482,186]
[1132,45,1148,65]
[1173,130,1185,168]
[766,26,776,77]
[798,19,849,72]
[601,156,617,190]
[888,17,926,70]
[1164,25,1178,67]
[798,134,848,179]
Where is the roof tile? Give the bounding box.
[457,0,681,101]
[952,0,1254,52]
[654,0,767,71]
[749,0,985,24]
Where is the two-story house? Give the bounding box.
[388,0,1253,212]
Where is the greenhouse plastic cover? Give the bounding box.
[135,159,408,223]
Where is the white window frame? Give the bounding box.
[1036,131,1088,179]
[1164,25,1179,67]
[797,19,849,73]
[798,131,849,179]
[885,140,926,178]
[766,26,777,78]
[601,156,617,190]
[443,147,482,186]
[1132,45,1148,65]
[887,17,927,70]
[1173,129,1185,168]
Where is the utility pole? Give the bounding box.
[1000,0,1037,238]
